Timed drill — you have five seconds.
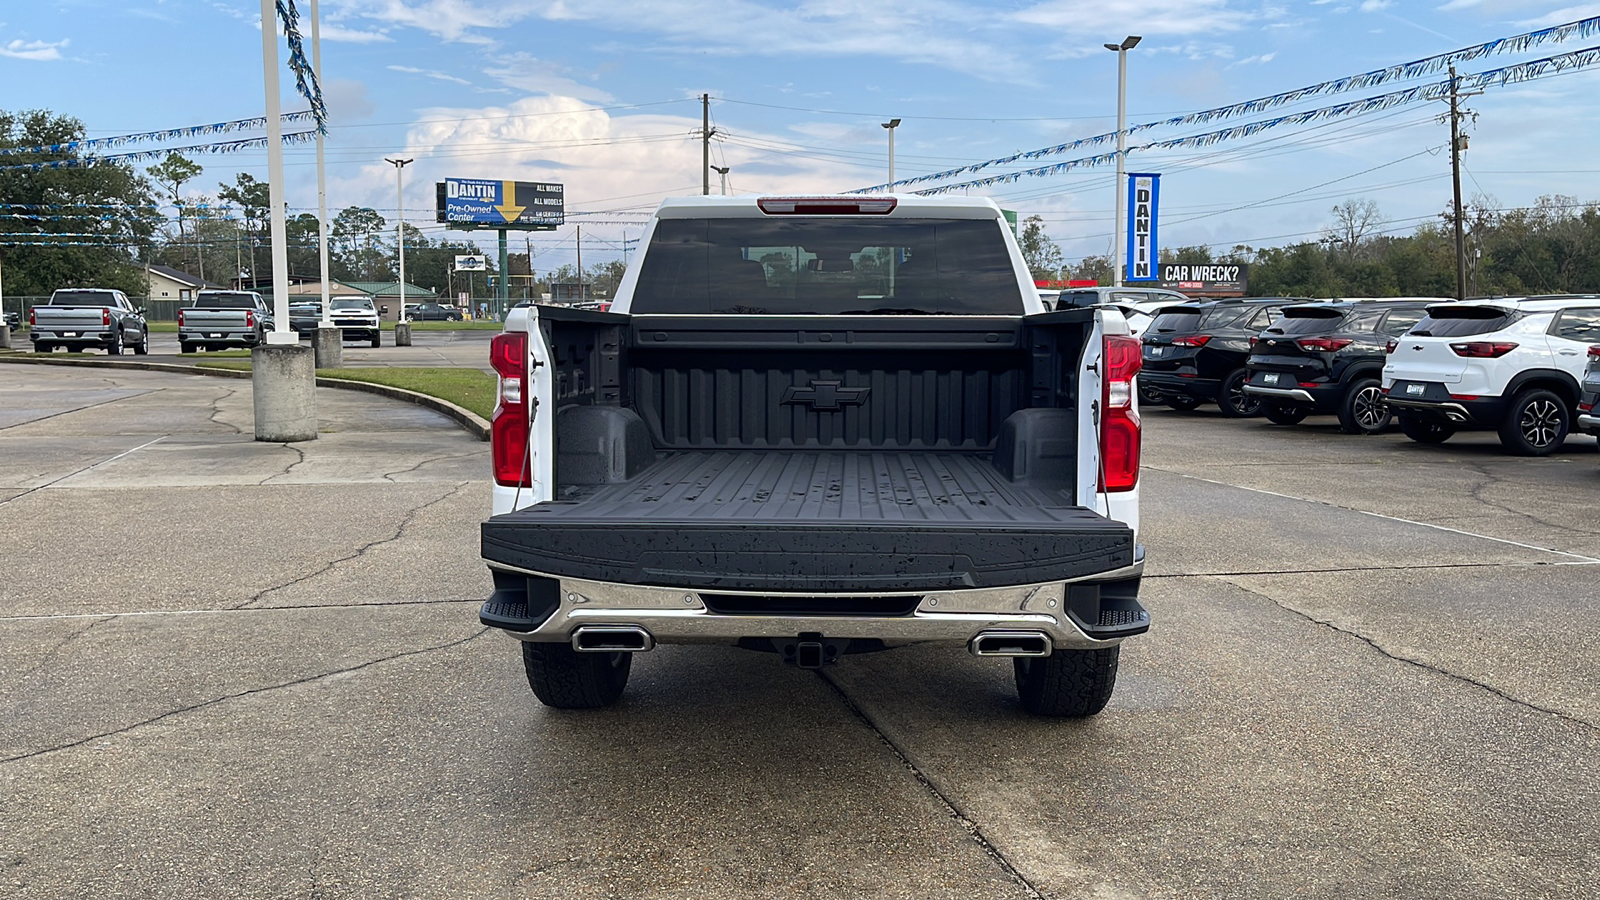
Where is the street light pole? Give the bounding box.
[1105,35,1140,287]
[712,165,730,195]
[881,118,901,191]
[385,157,413,318]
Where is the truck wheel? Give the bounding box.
[1262,403,1308,426]
[521,641,631,709]
[1398,415,1455,445]
[1216,369,1262,418]
[1165,395,1202,412]
[1014,645,1119,717]
[1337,378,1390,435]
[1497,388,1569,456]
[133,333,150,356]
[180,342,196,354]
[1137,382,1163,405]
[107,331,124,355]
[35,342,53,354]
[370,333,381,348]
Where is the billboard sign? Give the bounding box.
[1124,173,1159,282]
[436,179,563,228]
[1158,263,1249,298]
[454,254,487,272]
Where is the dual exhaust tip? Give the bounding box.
[570,626,1053,658]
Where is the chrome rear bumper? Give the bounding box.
[1243,385,1315,403]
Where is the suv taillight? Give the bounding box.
[1296,337,1353,352]
[1385,339,1397,354]
[1449,341,1518,358]
[1171,334,1211,347]
[1100,334,1142,493]
[1589,345,1600,358]
[490,331,532,487]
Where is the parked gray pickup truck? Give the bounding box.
[29,289,149,355]
[178,290,273,353]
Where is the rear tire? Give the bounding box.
[1137,381,1163,405]
[1337,378,1390,435]
[180,342,196,354]
[133,333,149,356]
[1262,403,1308,426]
[1014,646,1120,717]
[1399,415,1455,445]
[1216,369,1263,418]
[1497,388,1569,456]
[35,342,53,354]
[1165,395,1203,412]
[107,331,124,355]
[521,641,631,709]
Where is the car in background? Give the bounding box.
[178,290,273,353]
[1383,295,1600,455]
[1244,298,1446,433]
[287,301,323,336]
[406,302,463,321]
[1140,298,1306,417]
[28,289,149,355]
[327,297,383,347]
[1577,343,1600,446]
[1055,286,1190,310]
[574,300,612,312]
[3,310,18,330]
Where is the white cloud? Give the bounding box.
[1013,0,1256,35]
[1229,51,1278,68]
[0,37,68,61]
[1513,4,1600,28]
[487,54,613,103]
[1359,0,1392,10]
[389,64,474,85]
[321,23,393,43]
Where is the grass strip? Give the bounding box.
[194,362,496,420]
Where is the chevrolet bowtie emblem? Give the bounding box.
[783,380,869,410]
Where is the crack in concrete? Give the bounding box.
[1460,462,1600,539]
[381,451,483,483]
[258,442,309,485]
[206,387,244,434]
[0,388,161,432]
[2,615,116,690]
[0,628,490,766]
[232,481,472,609]
[1218,575,1598,732]
[815,670,1047,900]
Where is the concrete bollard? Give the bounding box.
[251,343,318,442]
[313,325,343,369]
[0,324,10,350]
[394,321,412,347]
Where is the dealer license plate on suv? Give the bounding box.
[1262,373,1281,385]
[1406,383,1425,395]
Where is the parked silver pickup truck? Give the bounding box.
[29,289,149,355]
[178,290,273,353]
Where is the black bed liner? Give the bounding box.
[481,450,1133,592]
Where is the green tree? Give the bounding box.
[0,108,159,296]
[217,173,270,288]
[1018,215,1064,281]
[330,205,388,281]
[146,153,203,275]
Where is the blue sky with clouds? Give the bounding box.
[5,0,1600,273]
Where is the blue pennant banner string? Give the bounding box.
[0,131,319,172]
[851,15,1600,194]
[277,0,328,133]
[910,45,1600,196]
[0,112,315,158]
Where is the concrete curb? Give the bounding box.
[0,355,491,441]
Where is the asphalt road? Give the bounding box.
[2,365,1597,899]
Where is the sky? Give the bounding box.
[5,0,1600,277]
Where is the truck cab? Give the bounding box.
[479,195,1145,716]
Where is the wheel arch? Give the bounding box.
[1506,369,1580,410]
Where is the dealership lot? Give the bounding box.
[1,364,1596,899]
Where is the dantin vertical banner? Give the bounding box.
[1125,173,1160,282]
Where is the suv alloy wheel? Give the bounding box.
[1338,378,1391,435]
[1217,368,1263,418]
[1498,388,1569,456]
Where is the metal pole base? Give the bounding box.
[0,324,11,350]
[394,321,413,347]
[251,344,318,442]
[313,325,343,369]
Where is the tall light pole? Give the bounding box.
[881,118,901,191]
[711,165,730,195]
[385,157,413,317]
[309,0,339,367]
[1105,35,1140,287]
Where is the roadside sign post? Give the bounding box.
[436,178,562,319]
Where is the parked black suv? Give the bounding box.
[1244,299,1437,433]
[1141,298,1305,416]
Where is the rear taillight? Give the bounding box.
[1589,345,1600,358]
[490,331,531,487]
[178,310,185,327]
[245,311,255,328]
[1248,336,1259,347]
[1100,334,1142,493]
[1171,334,1211,347]
[1296,337,1353,352]
[1581,402,1594,412]
[1449,341,1518,358]
[28,308,36,326]
[102,309,110,326]
[1385,339,1397,354]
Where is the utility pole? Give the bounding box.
[576,225,584,300]
[1448,64,1471,302]
[702,94,712,196]
[385,157,413,316]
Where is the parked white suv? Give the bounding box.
[1382,295,1600,454]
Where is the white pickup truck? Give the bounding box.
[478,195,1146,716]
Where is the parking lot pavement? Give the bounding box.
[3,371,1598,898]
[126,329,496,371]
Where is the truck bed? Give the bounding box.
[481,450,1133,592]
